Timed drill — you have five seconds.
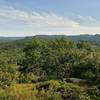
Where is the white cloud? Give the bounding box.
[0,6,100,36]
[0,7,79,28]
[78,26,100,34]
[78,15,96,22]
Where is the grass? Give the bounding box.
[0,80,91,100]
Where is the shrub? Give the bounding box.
[0,72,17,88]
[18,73,39,83]
[83,71,95,81]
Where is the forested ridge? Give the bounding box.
[0,36,100,100]
[0,34,100,45]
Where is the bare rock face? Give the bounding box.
[65,78,86,83]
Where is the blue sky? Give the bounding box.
[0,0,100,36]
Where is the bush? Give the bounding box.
[83,71,95,81]
[0,72,18,88]
[18,73,39,83]
[35,80,90,100]
[87,86,100,100]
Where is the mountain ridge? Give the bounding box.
[0,34,100,45]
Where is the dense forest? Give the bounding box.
[0,35,100,100]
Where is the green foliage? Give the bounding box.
[0,80,91,100]
[83,71,95,81]
[0,37,99,99]
[0,63,19,88]
[18,73,40,83]
[20,38,100,83]
[87,86,100,100]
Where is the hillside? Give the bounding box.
[0,37,25,42]
[34,34,100,40]
[0,37,100,100]
[34,34,100,45]
[0,34,100,44]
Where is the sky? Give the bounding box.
[0,0,100,36]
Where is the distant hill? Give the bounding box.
[34,34,100,41]
[34,35,69,40]
[69,34,100,42]
[0,37,25,42]
[34,34,100,46]
[0,36,33,50]
[0,34,100,46]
